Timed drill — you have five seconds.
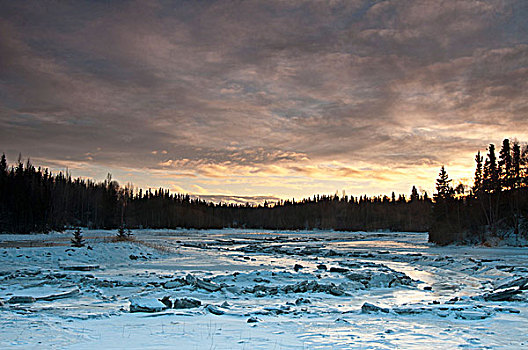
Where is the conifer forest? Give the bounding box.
[2,139,527,245]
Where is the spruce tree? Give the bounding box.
[430,166,454,243]
[512,142,521,189]
[0,153,6,174]
[434,166,453,201]
[499,139,512,190]
[71,227,85,247]
[410,186,419,202]
[473,151,483,196]
[483,144,499,193]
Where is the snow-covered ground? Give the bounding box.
[0,229,527,349]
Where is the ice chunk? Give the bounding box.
[195,278,222,292]
[482,288,522,301]
[173,298,202,309]
[129,298,168,313]
[37,288,80,301]
[61,264,99,271]
[361,302,389,314]
[456,310,489,320]
[8,296,36,304]
[205,304,225,315]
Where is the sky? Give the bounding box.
[1,0,527,204]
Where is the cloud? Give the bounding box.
[1,0,527,200]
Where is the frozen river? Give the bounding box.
[1,229,527,349]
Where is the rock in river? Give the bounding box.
[294,264,304,272]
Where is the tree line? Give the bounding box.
[429,139,528,244]
[0,153,431,234]
[2,138,527,245]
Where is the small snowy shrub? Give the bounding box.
[116,226,132,241]
[71,227,85,247]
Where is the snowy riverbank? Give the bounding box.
[1,229,527,349]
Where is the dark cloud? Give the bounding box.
[1,0,527,198]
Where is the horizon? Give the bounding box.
[0,148,499,205]
[1,1,527,204]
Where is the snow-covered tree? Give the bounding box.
[71,227,85,247]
